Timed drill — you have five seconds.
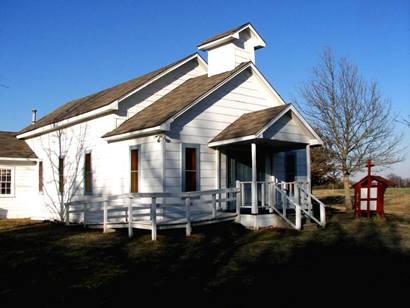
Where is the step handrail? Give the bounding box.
[298,184,326,227]
[271,184,302,230]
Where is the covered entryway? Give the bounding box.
[209,104,327,229]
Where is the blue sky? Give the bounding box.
[1,0,409,177]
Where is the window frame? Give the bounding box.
[181,144,200,192]
[129,145,141,193]
[38,161,43,193]
[84,151,93,195]
[58,156,65,193]
[0,167,15,198]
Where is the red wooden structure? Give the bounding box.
[353,160,394,218]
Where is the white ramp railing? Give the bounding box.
[65,187,241,241]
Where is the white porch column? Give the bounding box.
[306,144,312,214]
[251,143,258,214]
[215,148,220,189]
[215,148,221,210]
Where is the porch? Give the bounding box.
[65,180,326,241]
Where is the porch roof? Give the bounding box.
[208,104,323,147]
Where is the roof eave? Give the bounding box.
[18,53,206,139]
[103,124,169,143]
[198,23,266,51]
[164,62,253,127]
[208,135,257,147]
[0,157,39,162]
[113,53,207,106]
[17,101,119,139]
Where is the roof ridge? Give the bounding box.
[103,61,253,139]
[197,22,251,47]
[19,53,200,135]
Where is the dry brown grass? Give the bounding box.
[0,189,409,307]
[313,187,410,215]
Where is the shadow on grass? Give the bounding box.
[0,214,409,307]
[319,195,345,206]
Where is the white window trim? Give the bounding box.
[129,145,141,193]
[84,151,93,195]
[181,144,201,192]
[0,166,15,198]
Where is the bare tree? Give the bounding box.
[404,116,410,127]
[40,125,88,221]
[300,49,403,212]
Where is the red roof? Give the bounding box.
[353,175,395,187]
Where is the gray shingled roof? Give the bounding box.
[103,62,251,138]
[210,105,289,143]
[0,131,37,159]
[197,22,251,47]
[19,53,199,135]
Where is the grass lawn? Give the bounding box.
[1,188,409,307]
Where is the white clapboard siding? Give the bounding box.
[263,113,314,144]
[0,161,39,219]
[165,69,282,192]
[23,57,207,219]
[118,60,205,122]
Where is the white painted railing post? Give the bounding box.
[185,197,192,236]
[261,182,265,208]
[251,143,258,214]
[235,180,241,222]
[103,200,108,233]
[240,182,245,207]
[211,194,216,218]
[294,183,300,206]
[128,197,133,238]
[282,190,286,217]
[270,184,276,213]
[215,149,221,210]
[295,205,302,231]
[151,197,157,241]
[65,203,69,226]
[83,203,88,228]
[320,203,326,227]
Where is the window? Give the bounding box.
[84,153,92,194]
[130,148,139,193]
[39,162,43,192]
[59,157,64,193]
[0,169,12,195]
[183,145,200,192]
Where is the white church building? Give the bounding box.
[0,23,326,238]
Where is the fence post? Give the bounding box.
[83,203,88,228]
[240,182,245,208]
[212,194,216,218]
[185,197,192,236]
[320,203,326,227]
[294,183,299,206]
[151,197,157,241]
[261,183,265,208]
[295,205,302,231]
[103,200,108,233]
[128,197,133,238]
[282,190,286,217]
[65,203,69,226]
[235,180,241,223]
[272,184,276,211]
